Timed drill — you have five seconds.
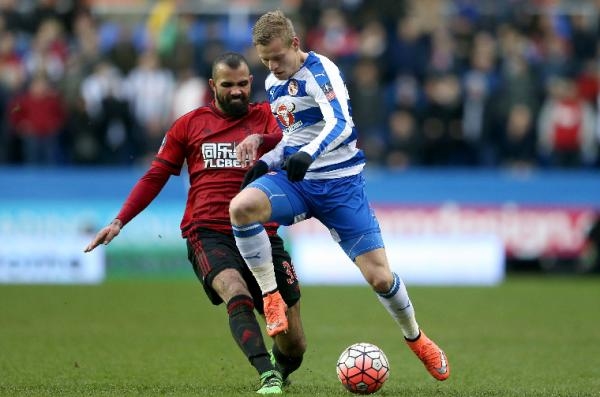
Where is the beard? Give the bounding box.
[216,92,249,118]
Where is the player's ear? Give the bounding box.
[249,75,254,85]
[291,36,300,50]
[208,78,216,91]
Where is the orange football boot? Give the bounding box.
[406,330,450,381]
[263,290,288,337]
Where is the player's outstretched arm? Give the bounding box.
[84,219,122,252]
[83,166,172,253]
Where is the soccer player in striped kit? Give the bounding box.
[85,52,305,394]
[230,10,450,382]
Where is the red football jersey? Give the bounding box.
[152,101,281,237]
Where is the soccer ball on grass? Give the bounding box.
[336,342,390,394]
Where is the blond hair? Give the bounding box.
[252,10,296,47]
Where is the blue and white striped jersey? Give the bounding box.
[259,51,366,180]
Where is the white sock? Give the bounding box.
[377,272,420,339]
[232,223,277,294]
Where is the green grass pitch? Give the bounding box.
[1,276,599,397]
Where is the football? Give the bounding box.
[336,342,390,394]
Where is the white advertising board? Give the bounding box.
[291,234,505,286]
[0,235,105,284]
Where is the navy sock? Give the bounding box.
[227,295,273,374]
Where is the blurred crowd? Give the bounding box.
[1,0,600,170]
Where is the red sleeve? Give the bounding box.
[260,102,282,152]
[115,165,171,226]
[262,132,282,151]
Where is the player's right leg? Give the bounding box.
[186,229,282,393]
[230,172,307,337]
[230,186,285,336]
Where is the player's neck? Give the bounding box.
[292,51,308,76]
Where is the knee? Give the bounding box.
[229,194,248,224]
[365,271,394,294]
[229,191,263,225]
[212,269,249,302]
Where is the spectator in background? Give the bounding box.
[305,8,359,75]
[145,0,178,61]
[498,103,537,170]
[387,74,425,116]
[537,75,597,168]
[23,18,67,83]
[575,59,599,106]
[427,26,459,77]
[490,31,541,165]
[81,60,135,164]
[0,26,26,163]
[534,14,574,88]
[103,22,139,76]
[0,30,26,92]
[70,8,102,75]
[171,67,208,120]
[385,16,429,83]
[123,49,175,163]
[7,73,67,165]
[420,73,465,166]
[25,0,69,35]
[385,108,421,169]
[0,0,28,34]
[461,31,500,166]
[190,19,227,77]
[495,25,541,115]
[569,13,597,71]
[356,19,388,61]
[65,94,99,165]
[447,6,478,71]
[348,57,387,165]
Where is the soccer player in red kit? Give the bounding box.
[84,52,305,395]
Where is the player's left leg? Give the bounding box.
[353,241,449,380]
[265,235,306,383]
[272,302,306,383]
[186,232,283,393]
[314,174,450,381]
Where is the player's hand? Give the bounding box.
[241,160,269,189]
[84,219,122,252]
[236,134,263,166]
[284,151,313,182]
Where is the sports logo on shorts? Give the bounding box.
[288,79,299,96]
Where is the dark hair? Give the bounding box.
[211,52,249,78]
